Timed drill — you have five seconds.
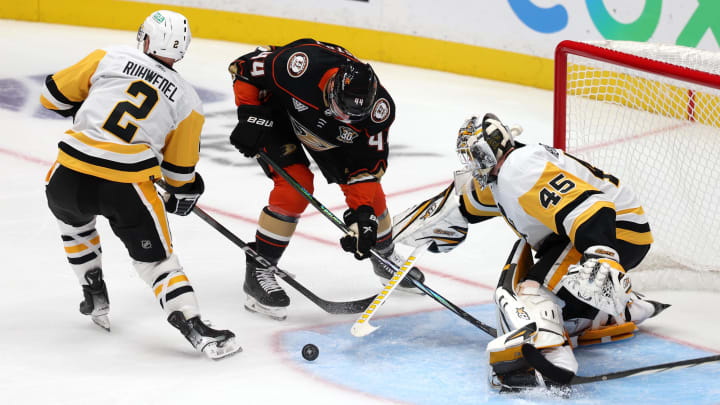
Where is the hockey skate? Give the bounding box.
[371,250,425,294]
[490,367,572,397]
[167,311,241,360]
[627,291,671,321]
[243,261,290,321]
[79,268,111,331]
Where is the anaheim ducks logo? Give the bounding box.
[281,144,297,156]
[289,116,337,151]
[336,126,358,144]
[516,307,530,320]
[287,52,309,78]
[371,98,390,123]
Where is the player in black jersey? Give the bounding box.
[228,38,424,320]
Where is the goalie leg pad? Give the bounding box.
[489,281,578,383]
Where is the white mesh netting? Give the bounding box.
[561,40,720,291]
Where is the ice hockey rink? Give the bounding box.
[1,19,719,404]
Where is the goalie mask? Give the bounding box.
[455,113,518,189]
[137,10,191,62]
[327,61,378,123]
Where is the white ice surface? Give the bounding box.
[0,20,718,405]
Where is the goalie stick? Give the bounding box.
[155,182,376,314]
[351,242,431,337]
[257,151,498,338]
[521,343,720,385]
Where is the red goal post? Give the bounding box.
[553,40,720,291]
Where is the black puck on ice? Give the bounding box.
[302,343,319,361]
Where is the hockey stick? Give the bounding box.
[155,183,377,314]
[257,151,498,338]
[351,242,431,337]
[521,343,720,385]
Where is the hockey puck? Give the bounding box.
[302,343,319,361]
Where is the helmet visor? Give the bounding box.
[327,75,374,123]
[457,135,497,188]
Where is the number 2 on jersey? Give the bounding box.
[539,173,576,208]
[102,80,159,143]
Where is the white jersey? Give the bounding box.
[41,45,204,187]
[461,143,652,250]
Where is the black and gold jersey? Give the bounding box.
[41,45,204,187]
[461,143,652,251]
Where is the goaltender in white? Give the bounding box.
[392,113,669,390]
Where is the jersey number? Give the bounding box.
[369,133,384,151]
[540,174,576,208]
[102,81,159,143]
[250,51,271,77]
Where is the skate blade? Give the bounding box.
[91,314,111,332]
[203,338,242,360]
[244,296,287,321]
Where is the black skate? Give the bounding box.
[167,311,241,360]
[490,367,572,397]
[243,261,290,321]
[79,268,110,331]
[371,250,425,294]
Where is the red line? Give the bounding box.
[0,147,53,166]
[5,146,493,290]
[643,329,720,355]
[300,179,452,218]
[570,123,689,154]
[200,205,494,290]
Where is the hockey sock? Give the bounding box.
[135,254,200,319]
[56,218,103,283]
[255,206,299,264]
[374,210,393,256]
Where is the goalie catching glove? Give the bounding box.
[340,205,378,260]
[163,173,204,216]
[560,245,632,317]
[392,184,468,253]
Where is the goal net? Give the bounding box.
[554,40,720,291]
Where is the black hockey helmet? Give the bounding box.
[327,61,378,123]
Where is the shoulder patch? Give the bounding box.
[541,143,559,158]
[336,126,359,144]
[287,52,309,78]
[371,98,390,123]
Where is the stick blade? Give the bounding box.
[351,321,380,337]
[521,344,575,384]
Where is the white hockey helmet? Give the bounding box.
[137,10,191,61]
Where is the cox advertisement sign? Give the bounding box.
[132,0,719,58]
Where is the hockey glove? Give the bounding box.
[230,104,274,158]
[340,205,378,260]
[560,246,632,317]
[163,173,205,216]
